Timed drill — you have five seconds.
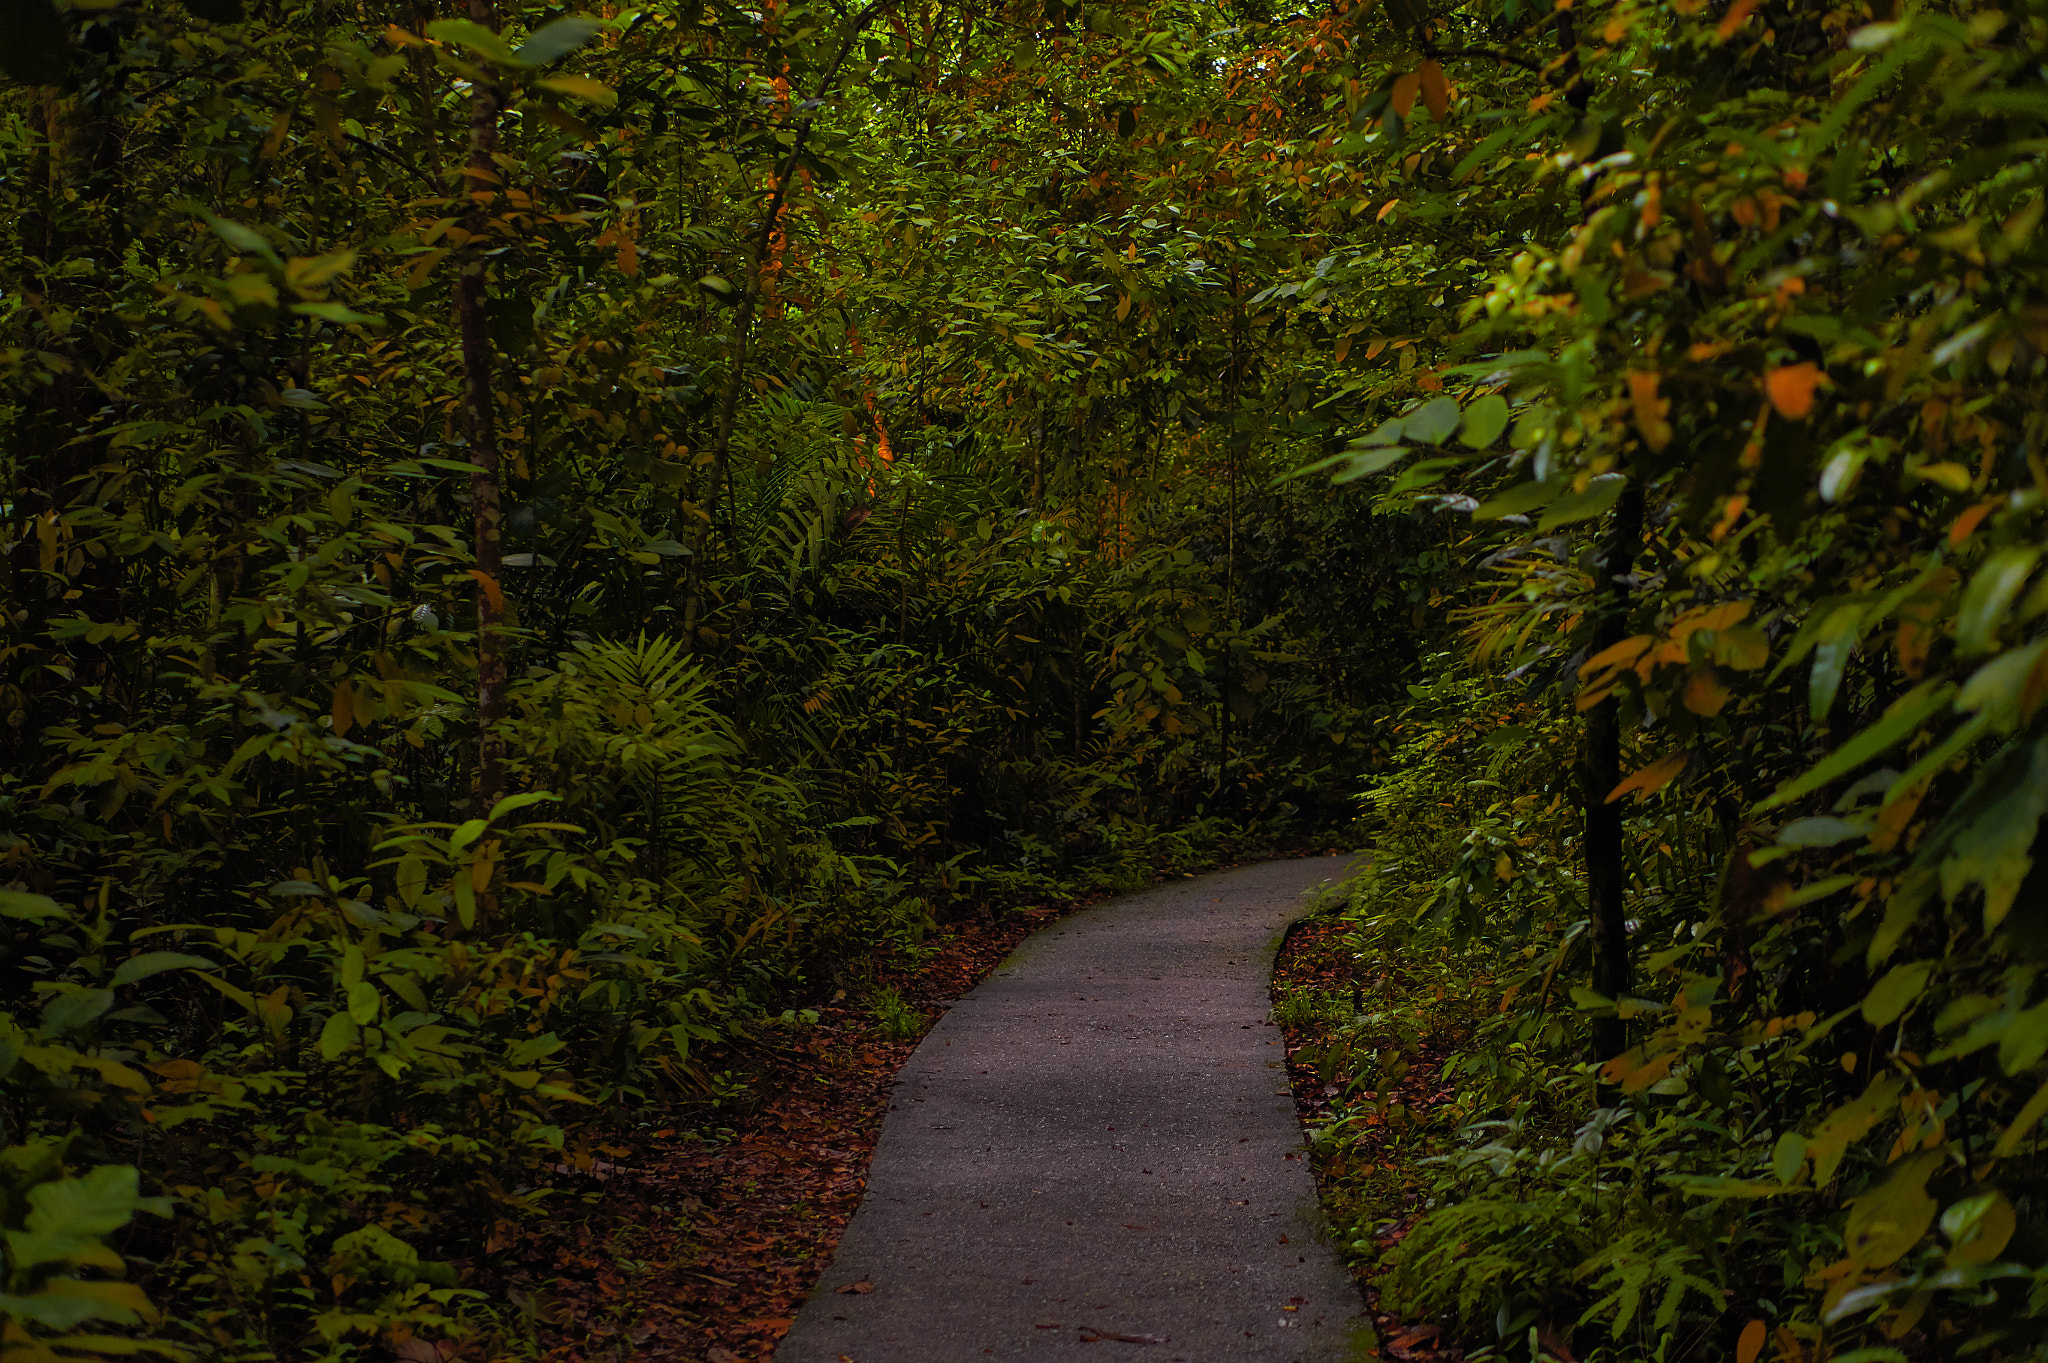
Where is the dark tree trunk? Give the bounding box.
[1582,481,1645,1067]
[455,0,505,819]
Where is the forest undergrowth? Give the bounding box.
[8,0,2048,1358]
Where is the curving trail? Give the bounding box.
[779,856,1371,1363]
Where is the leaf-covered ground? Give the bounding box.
[472,909,1050,1362]
[1273,915,1471,1363]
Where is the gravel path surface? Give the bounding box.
[779,856,1372,1363]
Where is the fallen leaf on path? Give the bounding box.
[1079,1327,1169,1344]
[835,1280,875,1294]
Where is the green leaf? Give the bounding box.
[1940,735,2048,932]
[535,74,617,106]
[0,1278,155,1330]
[1755,681,1955,812]
[1457,394,1510,449]
[1809,603,1866,721]
[1956,547,2040,655]
[1958,639,2048,729]
[1862,962,1931,1026]
[427,17,521,64]
[488,790,559,821]
[41,988,114,1035]
[0,890,68,922]
[1537,474,1625,531]
[290,302,384,326]
[1941,1191,2016,1266]
[347,980,382,1026]
[1996,999,2048,1074]
[1332,446,1409,482]
[1806,1075,1904,1184]
[1403,397,1460,445]
[110,952,214,988]
[1992,1079,2048,1156]
[1777,816,1870,848]
[319,1011,361,1060]
[1771,1131,1807,1184]
[202,215,282,268]
[27,1165,162,1238]
[514,15,601,65]
[1470,480,1559,521]
[448,818,490,852]
[1661,1175,1800,1198]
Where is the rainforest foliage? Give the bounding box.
[1,0,2045,1357]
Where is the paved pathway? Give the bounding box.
[780,856,1371,1363]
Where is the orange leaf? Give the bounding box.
[1418,61,1449,121]
[467,568,505,614]
[1948,499,1998,546]
[1627,370,1673,452]
[1717,0,1758,38]
[1682,668,1730,717]
[1606,750,1690,804]
[1765,362,1821,420]
[1736,1320,1767,1363]
[1376,198,1401,223]
[1390,72,1420,119]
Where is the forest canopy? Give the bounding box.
[3,0,2046,1357]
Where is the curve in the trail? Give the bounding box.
[779,856,1371,1363]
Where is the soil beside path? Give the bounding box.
[779,856,1372,1363]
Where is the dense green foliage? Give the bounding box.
[0,2,1449,1356]
[6,0,2046,1357]
[1265,0,2048,1358]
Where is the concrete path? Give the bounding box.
[780,856,1370,1363]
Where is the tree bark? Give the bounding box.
[1582,481,1645,1068]
[455,0,505,817]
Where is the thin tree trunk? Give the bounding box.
[681,0,897,644]
[455,0,505,818]
[1582,481,1645,1067]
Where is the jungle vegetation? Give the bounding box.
[1,0,2044,1358]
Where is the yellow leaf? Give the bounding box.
[1606,750,1690,803]
[536,74,616,106]
[404,248,450,291]
[1417,61,1449,121]
[1116,293,1132,322]
[1844,1152,1938,1269]
[1912,461,1974,492]
[332,681,355,739]
[1390,72,1420,119]
[1765,362,1821,419]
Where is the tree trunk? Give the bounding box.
[681,0,896,645]
[1582,481,1644,1067]
[455,0,505,817]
